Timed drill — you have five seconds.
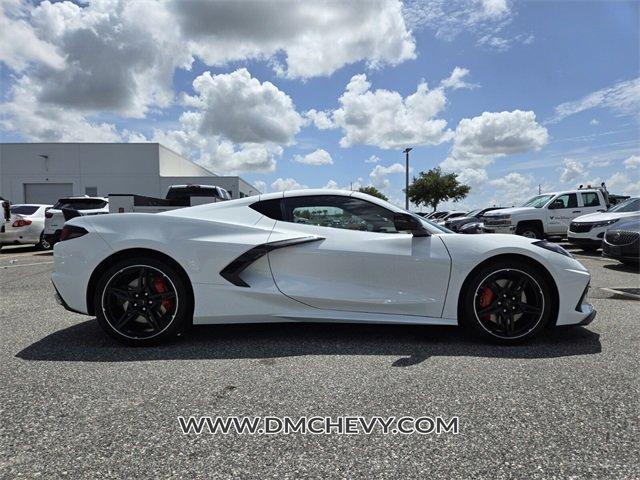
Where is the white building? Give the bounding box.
[0,143,260,204]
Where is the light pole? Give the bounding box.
[403,148,412,210]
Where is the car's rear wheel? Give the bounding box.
[37,233,51,250]
[461,260,554,343]
[94,257,191,346]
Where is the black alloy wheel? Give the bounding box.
[461,261,553,343]
[95,258,191,345]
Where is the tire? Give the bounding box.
[37,233,52,250]
[93,257,192,346]
[515,224,542,239]
[460,259,554,344]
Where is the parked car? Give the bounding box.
[445,207,505,232]
[602,217,640,265]
[483,185,610,239]
[436,211,467,225]
[568,197,640,251]
[109,184,230,214]
[52,189,594,346]
[426,211,449,220]
[44,196,109,247]
[0,204,51,250]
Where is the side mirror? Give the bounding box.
[2,201,9,222]
[393,212,430,237]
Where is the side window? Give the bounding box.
[282,195,398,233]
[250,198,284,220]
[554,193,578,209]
[581,192,600,207]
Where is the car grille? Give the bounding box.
[605,230,639,246]
[569,222,592,233]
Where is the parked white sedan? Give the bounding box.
[52,190,595,346]
[568,197,640,251]
[0,204,51,250]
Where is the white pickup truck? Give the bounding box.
[483,187,609,239]
[109,184,230,214]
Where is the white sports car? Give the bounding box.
[52,190,595,346]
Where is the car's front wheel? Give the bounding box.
[94,257,192,346]
[461,260,554,343]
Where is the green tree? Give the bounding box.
[358,186,388,201]
[406,167,471,212]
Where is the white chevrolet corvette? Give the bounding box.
[52,190,595,346]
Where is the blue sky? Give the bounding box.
[0,0,638,208]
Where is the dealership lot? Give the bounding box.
[0,245,638,478]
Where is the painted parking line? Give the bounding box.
[1,261,54,269]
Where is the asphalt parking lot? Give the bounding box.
[0,243,638,479]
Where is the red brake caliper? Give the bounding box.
[478,286,495,320]
[153,277,173,311]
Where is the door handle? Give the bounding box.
[572,210,582,213]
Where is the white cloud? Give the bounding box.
[323,180,340,189]
[294,149,334,166]
[0,0,415,144]
[329,73,457,149]
[365,155,381,163]
[606,172,640,197]
[271,177,308,191]
[252,180,267,194]
[0,76,123,142]
[170,0,415,79]
[623,155,640,169]
[457,168,488,186]
[442,110,549,171]
[552,78,640,123]
[184,69,303,144]
[588,159,611,168]
[589,118,600,126]
[560,159,586,184]
[0,0,65,71]
[369,162,405,189]
[305,109,334,130]
[440,67,477,90]
[403,0,527,52]
[148,69,303,174]
[489,172,536,206]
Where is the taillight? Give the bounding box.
[12,219,32,227]
[60,225,88,241]
[45,210,54,219]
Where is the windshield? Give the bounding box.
[609,197,640,213]
[466,209,481,217]
[521,194,554,208]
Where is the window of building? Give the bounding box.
[581,192,600,207]
[85,186,98,196]
[282,195,397,233]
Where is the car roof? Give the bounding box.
[11,204,50,207]
[257,189,406,213]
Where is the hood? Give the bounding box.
[484,207,537,216]
[573,211,640,223]
[446,216,475,224]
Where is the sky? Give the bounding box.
[0,0,638,209]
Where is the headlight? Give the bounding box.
[533,240,573,258]
[591,219,619,228]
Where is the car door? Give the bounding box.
[580,191,604,215]
[547,193,580,234]
[266,194,451,318]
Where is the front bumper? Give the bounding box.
[578,307,597,326]
[567,237,602,248]
[483,224,515,234]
